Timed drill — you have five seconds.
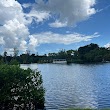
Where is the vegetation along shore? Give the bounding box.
[0,43,110,64]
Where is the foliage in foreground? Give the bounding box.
[0,64,45,110]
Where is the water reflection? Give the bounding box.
[21,63,110,109]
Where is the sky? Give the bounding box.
[0,0,110,55]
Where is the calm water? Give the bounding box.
[21,63,110,110]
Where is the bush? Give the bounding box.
[0,64,45,110]
[9,59,20,65]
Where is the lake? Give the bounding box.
[21,63,110,110]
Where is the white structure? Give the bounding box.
[53,59,67,64]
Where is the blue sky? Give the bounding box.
[0,0,110,55]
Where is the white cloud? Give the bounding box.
[22,3,32,8]
[0,0,25,25]
[96,5,110,13]
[32,32,99,45]
[28,35,38,51]
[0,37,4,45]
[25,9,50,23]
[19,40,28,51]
[0,17,29,50]
[21,31,99,52]
[49,20,67,28]
[0,0,98,53]
[104,43,110,48]
[0,0,50,52]
[0,0,30,52]
[35,0,96,27]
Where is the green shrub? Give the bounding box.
[0,64,45,110]
[9,59,20,65]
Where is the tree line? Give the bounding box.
[1,43,110,64]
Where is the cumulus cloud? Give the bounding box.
[28,35,38,51]
[0,0,98,54]
[0,0,26,25]
[0,0,29,53]
[31,32,99,45]
[35,0,96,27]
[0,0,51,53]
[0,18,29,48]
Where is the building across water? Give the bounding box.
[53,59,67,64]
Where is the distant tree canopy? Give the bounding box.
[76,43,110,63]
[0,64,45,110]
[78,43,99,55]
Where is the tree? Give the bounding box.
[13,47,19,57]
[0,65,45,110]
[0,59,4,64]
[9,59,19,65]
[78,43,99,55]
[3,51,7,63]
[58,49,67,59]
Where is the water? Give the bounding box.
[21,63,110,110]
